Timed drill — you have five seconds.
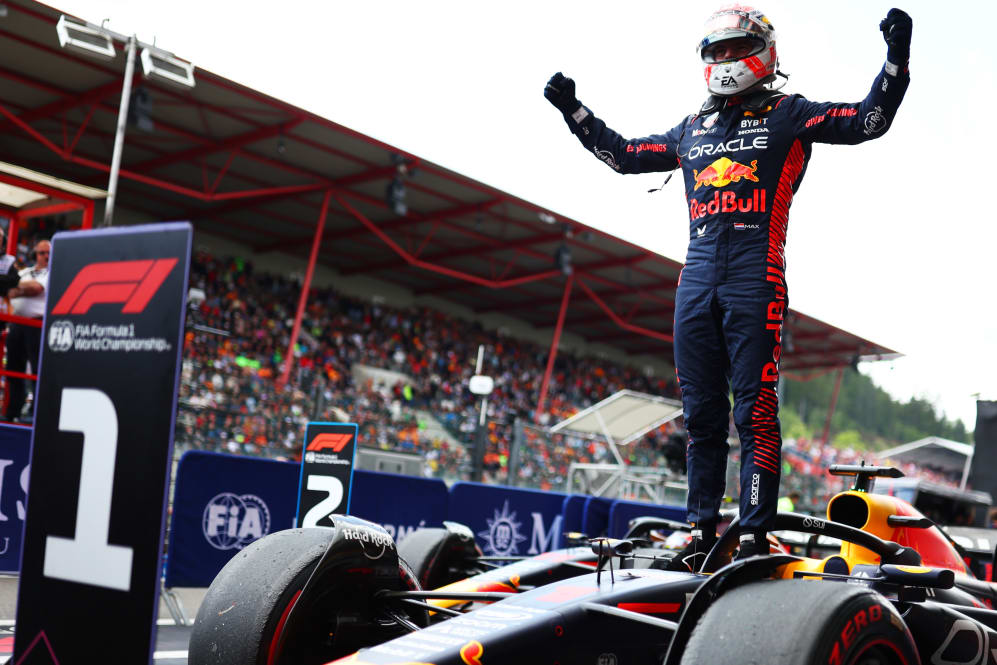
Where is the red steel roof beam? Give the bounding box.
[279,189,332,388]
[129,118,305,174]
[0,77,125,133]
[341,230,567,276]
[332,194,561,290]
[576,278,673,344]
[534,274,574,423]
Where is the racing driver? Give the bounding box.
[544,6,911,570]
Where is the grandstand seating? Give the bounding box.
[173,251,964,504]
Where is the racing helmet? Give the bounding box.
[698,4,778,96]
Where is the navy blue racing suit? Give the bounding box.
[554,61,909,532]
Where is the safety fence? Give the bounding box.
[0,424,685,588]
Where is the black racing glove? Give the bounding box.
[880,8,912,64]
[544,72,582,115]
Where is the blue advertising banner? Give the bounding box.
[0,423,31,573]
[351,469,448,543]
[448,482,567,556]
[582,496,613,538]
[165,452,451,588]
[557,494,586,548]
[608,499,686,538]
[165,451,299,588]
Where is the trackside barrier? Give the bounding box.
[350,468,449,543]
[608,499,687,538]
[558,494,586,548]
[448,482,567,557]
[582,496,613,538]
[165,451,300,588]
[0,422,30,574]
[164,451,450,588]
[6,448,689,588]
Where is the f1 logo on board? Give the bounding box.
[306,433,353,453]
[51,259,177,315]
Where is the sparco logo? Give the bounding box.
[750,473,760,505]
[342,526,394,560]
[803,516,826,530]
[51,258,177,315]
[202,492,271,551]
[48,320,74,351]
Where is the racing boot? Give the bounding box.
[735,530,769,560]
[665,522,717,572]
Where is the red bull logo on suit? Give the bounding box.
[689,189,767,221]
[692,157,760,190]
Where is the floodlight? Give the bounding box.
[386,176,407,216]
[554,243,573,275]
[56,15,115,61]
[469,375,494,396]
[128,86,154,132]
[140,47,195,89]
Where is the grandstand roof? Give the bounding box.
[0,0,898,371]
[549,390,683,445]
[878,437,974,476]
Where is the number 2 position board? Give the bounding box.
[14,223,191,665]
[296,422,358,528]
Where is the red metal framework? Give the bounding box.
[0,0,898,423]
[0,169,95,418]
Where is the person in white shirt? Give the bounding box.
[5,239,49,421]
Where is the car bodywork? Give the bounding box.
[189,465,997,665]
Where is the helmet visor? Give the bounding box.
[701,35,766,63]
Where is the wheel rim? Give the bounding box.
[267,589,303,665]
[848,639,911,665]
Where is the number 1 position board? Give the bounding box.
[14,223,192,665]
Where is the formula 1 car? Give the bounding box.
[189,465,997,665]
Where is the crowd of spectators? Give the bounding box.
[176,250,682,489]
[174,250,966,507]
[778,436,964,511]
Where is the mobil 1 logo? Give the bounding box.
[296,422,358,528]
[14,222,191,665]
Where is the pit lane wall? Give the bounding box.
[0,437,687,585]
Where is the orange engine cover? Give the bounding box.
[826,490,968,574]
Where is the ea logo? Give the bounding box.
[48,320,74,352]
[202,492,271,551]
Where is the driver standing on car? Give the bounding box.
[544,5,911,570]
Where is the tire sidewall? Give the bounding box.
[679,580,918,665]
[806,592,917,665]
[190,528,335,665]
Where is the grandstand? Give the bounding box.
[0,0,934,507]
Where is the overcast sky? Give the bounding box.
[52,0,997,432]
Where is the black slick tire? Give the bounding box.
[679,579,917,665]
[189,528,423,665]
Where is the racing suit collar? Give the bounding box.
[699,89,785,116]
